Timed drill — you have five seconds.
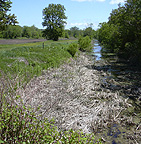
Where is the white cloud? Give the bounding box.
[69,22,88,27]
[110,0,125,4]
[96,0,105,1]
[71,0,92,1]
[71,0,105,2]
[66,22,99,30]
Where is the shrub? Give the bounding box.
[67,43,78,57]
[78,36,93,52]
[0,75,101,144]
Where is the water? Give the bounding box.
[93,41,141,103]
[93,41,102,61]
[93,41,141,87]
[93,40,141,144]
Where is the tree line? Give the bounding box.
[0,25,43,39]
[97,0,141,65]
[0,1,96,40]
[66,25,96,39]
[0,24,96,40]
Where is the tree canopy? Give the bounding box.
[97,0,141,64]
[42,4,67,41]
[0,0,18,30]
[0,25,43,39]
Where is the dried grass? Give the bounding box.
[16,52,140,143]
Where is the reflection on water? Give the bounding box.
[93,40,141,144]
[93,41,102,61]
[93,40,141,101]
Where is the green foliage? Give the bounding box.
[83,27,96,39]
[0,95,57,143]
[67,43,78,57]
[22,25,42,39]
[59,129,101,143]
[0,0,18,31]
[0,89,101,143]
[64,30,69,39]
[22,26,32,38]
[97,22,120,53]
[1,25,43,39]
[69,26,81,38]
[42,4,67,41]
[78,36,93,52]
[97,0,141,64]
[2,25,22,39]
[68,24,95,39]
[0,40,77,81]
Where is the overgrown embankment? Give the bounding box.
[1,39,140,143]
[1,39,102,143]
[18,51,140,143]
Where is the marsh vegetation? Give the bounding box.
[0,0,140,143]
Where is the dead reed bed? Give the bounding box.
[16,52,140,143]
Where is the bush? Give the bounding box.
[78,36,93,52]
[0,98,101,144]
[0,75,101,144]
[67,43,78,57]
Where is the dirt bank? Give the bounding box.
[17,52,140,143]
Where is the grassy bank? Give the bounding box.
[0,40,77,83]
[0,39,102,143]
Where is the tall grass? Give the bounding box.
[0,40,77,83]
[0,40,76,52]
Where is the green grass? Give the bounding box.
[0,40,77,83]
[0,39,76,51]
[0,39,102,143]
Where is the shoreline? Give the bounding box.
[18,52,140,143]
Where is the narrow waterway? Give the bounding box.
[93,41,102,61]
[93,40,141,102]
[92,40,141,144]
[19,41,140,144]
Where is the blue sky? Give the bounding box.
[10,0,125,30]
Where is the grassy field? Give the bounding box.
[0,39,77,83]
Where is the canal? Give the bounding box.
[92,40,141,144]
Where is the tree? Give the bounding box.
[83,27,95,39]
[0,0,18,31]
[97,0,141,64]
[78,36,93,52]
[30,25,41,39]
[63,29,69,39]
[108,0,141,60]
[69,26,81,38]
[2,25,22,39]
[42,4,67,41]
[22,26,32,38]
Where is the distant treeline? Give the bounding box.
[97,0,141,65]
[0,24,96,40]
[65,26,96,39]
[0,25,43,39]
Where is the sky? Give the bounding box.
[10,0,125,30]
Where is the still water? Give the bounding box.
[92,40,141,144]
[93,42,102,61]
